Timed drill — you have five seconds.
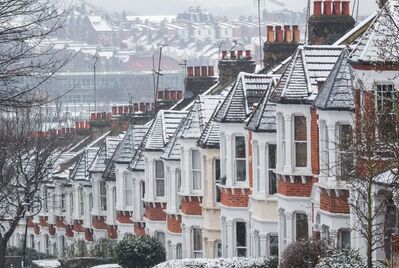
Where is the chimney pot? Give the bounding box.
[342,0,350,15]
[314,0,322,16]
[324,0,333,16]
[275,26,284,43]
[91,113,96,120]
[230,50,236,59]
[284,25,293,42]
[222,50,227,60]
[245,50,252,59]
[333,0,342,15]
[208,66,215,76]
[293,25,300,43]
[201,66,208,76]
[194,66,201,76]
[187,66,194,77]
[267,25,275,43]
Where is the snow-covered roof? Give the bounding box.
[88,16,112,32]
[314,49,361,112]
[214,73,275,123]
[349,0,399,63]
[374,169,398,186]
[115,125,149,164]
[271,45,344,104]
[162,95,223,160]
[69,148,98,181]
[246,89,277,133]
[89,137,122,173]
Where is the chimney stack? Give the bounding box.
[237,50,243,59]
[194,66,201,76]
[245,50,252,59]
[333,0,342,15]
[293,25,300,43]
[230,50,236,60]
[208,66,215,76]
[222,50,227,60]
[267,25,275,43]
[314,0,322,16]
[324,0,332,15]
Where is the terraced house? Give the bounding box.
[9,0,399,265]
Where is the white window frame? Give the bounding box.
[191,150,202,191]
[280,114,286,169]
[234,136,247,183]
[293,115,308,168]
[99,181,107,211]
[192,227,203,258]
[254,142,261,193]
[267,144,277,196]
[155,160,165,197]
[69,192,74,215]
[320,120,329,176]
[79,187,84,217]
[61,193,66,213]
[220,133,227,178]
[124,174,133,207]
[336,123,353,178]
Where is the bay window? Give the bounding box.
[155,231,165,246]
[295,213,308,241]
[294,116,307,168]
[338,229,351,249]
[236,221,247,257]
[192,150,201,190]
[124,175,133,206]
[155,160,165,197]
[192,228,203,258]
[270,235,279,256]
[100,181,107,211]
[235,136,246,182]
[268,144,277,195]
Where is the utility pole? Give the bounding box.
[305,0,311,44]
[93,54,99,113]
[153,44,166,114]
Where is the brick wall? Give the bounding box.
[92,216,108,229]
[320,188,350,214]
[134,223,146,236]
[181,197,202,215]
[144,202,166,221]
[311,108,320,175]
[117,212,134,224]
[39,216,48,227]
[55,216,66,228]
[107,226,118,240]
[220,188,251,207]
[49,225,56,235]
[66,225,74,237]
[85,228,93,241]
[73,221,85,232]
[278,176,317,197]
[167,215,182,233]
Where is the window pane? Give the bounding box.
[155,161,164,178]
[193,171,201,190]
[269,171,277,195]
[340,230,351,249]
[236,160,246,181]
[269,145,276,169]
[296,213,308,241]
[295,143,307,167]
[176,169,181,191]
[270,235,279,256]
[235,136,246,158]
[215,159,220,181]
[294,116,307,141]
[192,150,201,170]
[193,228,202,251]
[156,179,165,197]
[339,125,352,151]
[236,222,246,247]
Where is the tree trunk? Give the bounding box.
[0,240,8,268]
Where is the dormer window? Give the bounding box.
[155,160,165,197]
[294,116,307,168]
[191,150,201,190]
[235,136,247,182]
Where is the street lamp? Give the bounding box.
[21,199,32,268]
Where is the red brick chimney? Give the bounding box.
[275,26,284,43]
[333,0,342,15]
[237,50,243,59]
[230,50,236,59]
[324,0,332,15]
[342,0,350,15]
[187,67,193,77]
[267,25,275,43]
[314,0,322,16]
[245,50,252,59]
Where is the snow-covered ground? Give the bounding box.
[32,259,61,268]
[91,264,122,268]
[154,257,277,268]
